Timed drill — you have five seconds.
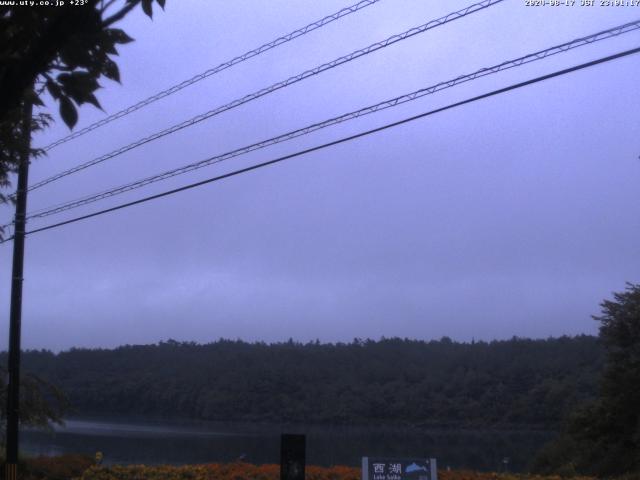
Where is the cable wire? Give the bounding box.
[28,0,504,192]
[6,45,637,242]
[22,19,640,222]
[41,0,383,152]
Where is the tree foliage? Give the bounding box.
[533,283,640,477]
[0,108,50,212]
[0,365,69,445]
[1,336,603,430]
[0,0,168,433]
[0,0,166,207]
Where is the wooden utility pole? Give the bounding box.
[5,99,33,480]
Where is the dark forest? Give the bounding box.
[2,335,603,429]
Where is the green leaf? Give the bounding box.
[46,80,61,100]
[85,93,102,110]
[141,0,153,18]
[58,71,101,106]
[59,41,93,69]
[25,89,45,107]
[59,96,78,129]
[58,71,94,86]
[102,59,120,83]
[101,40,119,55]
[106,28,134,45]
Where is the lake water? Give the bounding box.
[21,418,554,472]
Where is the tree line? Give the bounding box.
[1,335,603,430]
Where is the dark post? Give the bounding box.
[5,99,33,480]
[280,434,306,480]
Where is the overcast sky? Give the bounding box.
[1,0,639,351]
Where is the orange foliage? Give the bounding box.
[80,463,361,480]
[78,463,597,480]
[1,454,94,480]
[0,458,599,480]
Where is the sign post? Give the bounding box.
[362,458,437,480]
[281,434,305,480]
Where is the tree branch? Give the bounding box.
[102,1,139,27]
[100,0,119,14]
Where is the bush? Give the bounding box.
[0,454,93,480]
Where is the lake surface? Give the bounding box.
[21,417,553,472]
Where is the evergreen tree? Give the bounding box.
[572,283,640,475]
[534,283,640,476]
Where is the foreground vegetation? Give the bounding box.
[2,457,600,480]
[0,454,93,480]
[78,463,598,480]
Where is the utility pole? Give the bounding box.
[5,99,33,480]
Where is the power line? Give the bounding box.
[41,0,383,152]
[28,0,504,192]
[9,45,639,242]
[22,19,640,222]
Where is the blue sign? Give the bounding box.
[362,458,437,480]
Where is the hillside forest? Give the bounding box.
[2,335,603,429]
